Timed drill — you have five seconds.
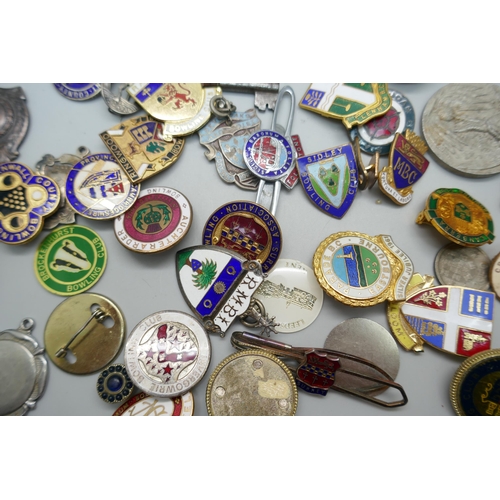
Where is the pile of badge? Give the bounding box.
[1,82,500,417]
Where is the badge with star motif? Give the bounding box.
[100,116,185,184]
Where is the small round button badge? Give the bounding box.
[97,364,134,404]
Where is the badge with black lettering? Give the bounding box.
[378,131,429,205]
[176,245,265,336]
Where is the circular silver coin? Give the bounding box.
[435,243,491,291]
[125,311,211,399]
[323,318,400,396]
[422,83,500,177]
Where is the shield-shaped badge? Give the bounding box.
[299,83,392,129]
[378,131,429,205]
[296,350,341,396]
[401,286,494,357]
[176,246,265,336]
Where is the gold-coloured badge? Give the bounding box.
[416,188,495,247]
[100,116,185,184]
[313,231,414,307]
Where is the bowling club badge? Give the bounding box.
[299,83,392,129]
[127,83,221,140]
[296,351,340,396]
[100,116,185,184]
[297,144,358,219]
[53,83,102,101]
[313,231,414,307]
[0,162,60,245]
[66,153,139,220]
[176,246,265,336]
[401,286,494,357]
[378,131,429,205]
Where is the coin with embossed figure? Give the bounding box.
[113,391,194,416]
[435,243,491,290]
[206,350,298,416]
[490,252,500,300]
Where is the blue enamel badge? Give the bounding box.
[297,144,358,219]
[53,84,101,101]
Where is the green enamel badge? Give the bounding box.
[34,225,107,295]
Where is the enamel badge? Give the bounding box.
[299,83,392,129]
[378,131,429,205]
[127,84,221,140]
[0,162,60,244]
[53,84,101,101]
[176,246,265,336]
[199,110,261,190]
[297,144,358,219]
[401,286,494,357]
[100,116,185,184]
[296,351,340,396]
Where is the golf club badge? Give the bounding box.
[35,146,90,229]
[378,131,429,205]
[100,116,185,184]
[243,86,297,215]
[416,188,495,247]
[297,144,358,219]
[350,89,415,155]
[53,83,102,101]
[401,286,494,357]
[199,109,262,190]
[66,153,140,220]
[0,87,29,163]
[203,201,283,274]
[113,391,195,416]
[299,83,392,129]
[127,83,221,140]
[0,162,60,245]
[34,225,107,296]
[114,186,192,253]
[176,246,267,336]
[313,231,414,307]
[124,311,211,398]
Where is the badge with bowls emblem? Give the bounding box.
[313,231,414,307]
[199,109,261,190]
[297,144,358,219]
[416,188,495,246]
[100,116,185,184]
[176,245,265,336]
[0,162,60,244]
[299,83,392,129]
[66,153,139,219]
[114,186,192,253]
[378,131,429,205]
[402,286,494,357]
[127,83,221,140]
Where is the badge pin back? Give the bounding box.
[100,116,185,184]
[252,259,323,333]
[34,225,106,296]
[0,162,60,244]
[97,364,134,404]
[114,186,192,253]
[350,89,415,155]
[0,318,47,416]
[378,130,429,205]
[0,87,29,163]
[401,285,494,357]
[202,200,283,274]
[124,311,211,399]
[44,293,125,374]
[53,84,102,101]
[450,349,500,416]
[65,153,140,219]
[176,245,265,336]
[296,143,358,219]
[113,391,194,416]
[313,231,414,307]
[299,83,392,129]
[416,188,495,247]
[206,350,298,416]
[489,252,500,300]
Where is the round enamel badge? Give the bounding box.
[53,84,102,101]
[113,391,194,416]
[203,201,283,273]
[34,225,107,295]
[66,153,139,219]
[114,187,192,253]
